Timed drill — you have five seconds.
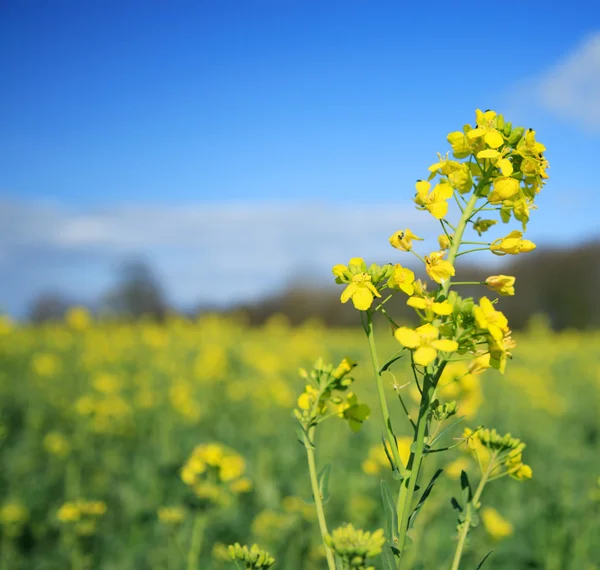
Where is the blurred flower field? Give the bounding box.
[0,309,598,569]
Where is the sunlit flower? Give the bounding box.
[340,274,381,311]
[389,228,423,252]
[490,231,536,256]
[394,323,458,366]
[467,109,504,148]
[387,264,415,295]
[425,251,455,283]
[474,297,509,342]
[485,275,516,296]
[414,180,453,219]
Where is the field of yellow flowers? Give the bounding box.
[0,309,598,569]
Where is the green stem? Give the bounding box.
[450,281,484,286]
[187,512,206,570]
[442,192,479,297]
[365,313,405,477]
[303,430,337,570]
[456,247,490,257]
[450,455,496,570]
[395,374,432,552]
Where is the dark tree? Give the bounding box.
[103,260,168,320]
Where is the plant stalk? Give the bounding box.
[365,312,405,477]
[303,429,337,570]
[450,456,496,570]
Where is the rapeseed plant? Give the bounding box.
[224,110,546,570]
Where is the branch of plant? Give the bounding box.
[450,452,498,570]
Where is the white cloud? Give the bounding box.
[0,198,438,315]
[520,32,600,132]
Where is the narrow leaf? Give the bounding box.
[381,543,398,570]
[474,550,494,569]
[380,481,398,542]
[407,468,443,529]
[460,470,473,505]
[318,463,332,504]
[380,353,405,374]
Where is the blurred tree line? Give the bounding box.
[28,240,600,330]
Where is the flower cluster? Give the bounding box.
[56,499,107,536]
[180,443,252,506]
[228,543,275,569]
[325,524,385,570]
[294,358,370,433]
[463,428,532,481]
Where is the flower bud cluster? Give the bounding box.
[227,543,275,569]
[294,358,370,432]
[325,524,385,570]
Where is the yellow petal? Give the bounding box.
[351,287,374,311]
[340,283,357,304]
[394,327,420,349]
[428,201,449,220]
[413,346,437,366]
[399,282,415,296]
[431,339,458,352]
[484,130,504,148]
[407,297,427,310]
[498,158,513,176]
[477,149,500,159]
[432,301,453,315]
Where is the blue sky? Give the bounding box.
[1,1,599,315]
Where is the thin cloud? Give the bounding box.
[0,198,436,315]
[514,33,600,133]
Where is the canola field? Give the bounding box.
[0,310,598,570]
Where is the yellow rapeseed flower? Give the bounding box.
[389,229,423,252]
[467,109,504,149]
[340,273,381,311]
[387,264,415,295]
[474,297,509,342]
[415,180,453,219]
[485,275,516,296]
[490,231,536,256]
[394,323,458,366]
[425,251,455,283]
[482,507,513,540]
[407,296,453,321]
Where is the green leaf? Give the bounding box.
[460,470,473,506]
[381,543,398,570]
[379,353,405,374]
[407,468,443,529]
[318,463,331,505]
[380,480,398,543]
[474,551,494,569]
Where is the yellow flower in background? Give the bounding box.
[65,306,92,331]
[445,457,471,480]
[395,323,458,366]
[425,251,455,283]
[389,228,423,252]
[482,507,513,540]
[387,264,415,295]
[415,180,453,219]
[467,109,504,148]
[340,273,381,311]
[485,275,516,296]
[474,297,509,342]
[43,432,71,458]
[490,231,536,256]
